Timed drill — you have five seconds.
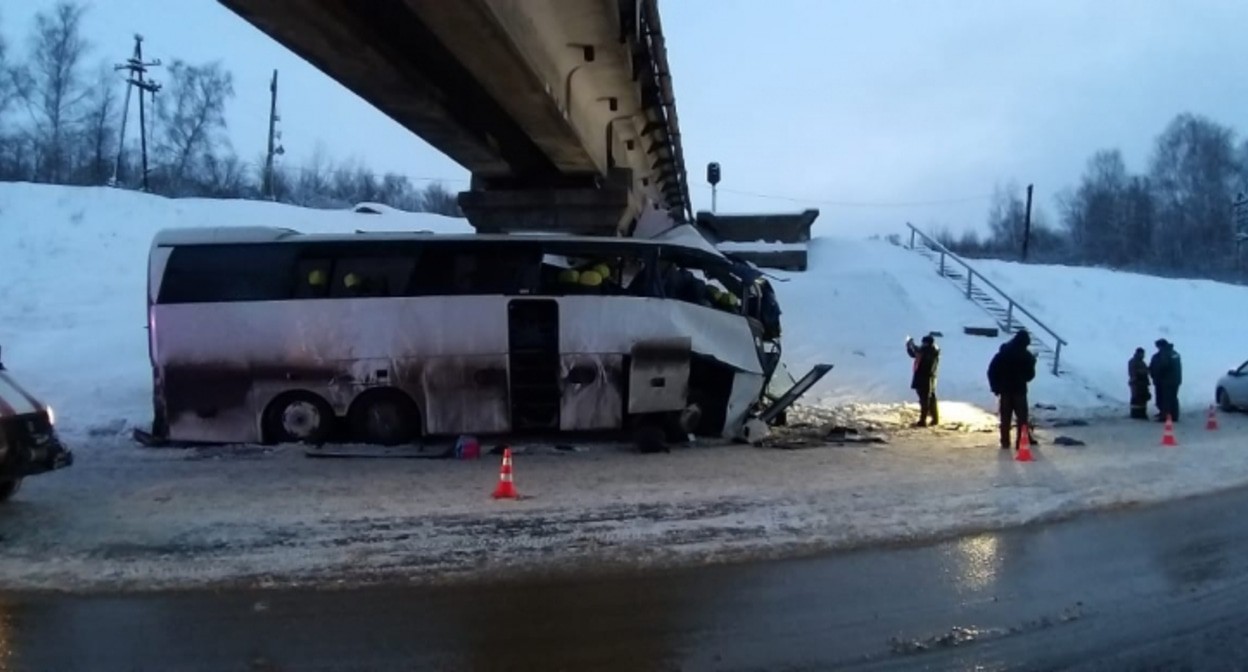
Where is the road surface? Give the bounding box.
[5,486,1248,671]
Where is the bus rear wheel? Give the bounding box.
[349,390,420,446]
[264,393,335,445]
[0,479,22,503]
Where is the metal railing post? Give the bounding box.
[909,228,916,249]
[939,252,946,276]
[966,271,973,298]
[1053,342,1062,375]
[1005,301,1013,331]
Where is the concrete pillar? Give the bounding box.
[459,169,635,236]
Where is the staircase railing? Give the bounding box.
[905,223,1067,375]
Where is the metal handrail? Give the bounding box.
[906,223,1067,374]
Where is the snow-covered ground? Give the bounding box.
[4,182,1248,591]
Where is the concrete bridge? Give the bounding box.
[219,0,692,236]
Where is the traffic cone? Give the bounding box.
[492,447,518,499]
[1206,405,1219,431]
[1161,416,1178,447]
[1015,424,1033,462]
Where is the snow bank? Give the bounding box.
[974,259,1248,410]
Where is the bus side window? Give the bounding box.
[330,257,414,298]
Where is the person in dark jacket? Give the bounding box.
[988,330,1037,450]
[1128,347,1151,420]
[1149,339,1183,421]
[906,334,940,427]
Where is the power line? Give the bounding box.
[693,183,993,208]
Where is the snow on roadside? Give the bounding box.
[3,414,1247,592]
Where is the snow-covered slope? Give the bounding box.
[3,182,1240,437]
[773,239,1104,412]
[975,258,1248,410]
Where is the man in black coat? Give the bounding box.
[988,330,1037,450]
[1128,347,1151,420]
[1149,339,1182,422]
[906,334,940,427]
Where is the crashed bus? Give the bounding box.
[140,224,826,447]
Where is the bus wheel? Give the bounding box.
[264,393,335,445]
[0,479,22,503]
[349,391,420,446]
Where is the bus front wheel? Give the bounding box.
[264,392,335,445]
[348,390,421,446]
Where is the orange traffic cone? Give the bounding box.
[1015,424,1033,462]
[492,447,518,499]
[1207,405,1219,431]
[1161,416,1178,447]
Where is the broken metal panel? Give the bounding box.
[559,353,624,431]
[723,371,766,438]
[627,337,691,414]
[558,296,762,375]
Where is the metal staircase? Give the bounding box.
[901,224,1068,376]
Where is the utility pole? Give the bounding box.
[113,35,161,191]
[263,69,284,200]
[1021,183,1034,262]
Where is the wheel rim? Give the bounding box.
[281,400,323,440]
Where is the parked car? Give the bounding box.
[0,346,73,502]
[1216,360,1248,411]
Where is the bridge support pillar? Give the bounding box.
[459,169,635,236]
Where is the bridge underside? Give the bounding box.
[219,0,692,235]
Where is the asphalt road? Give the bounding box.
[6,487,1248,671]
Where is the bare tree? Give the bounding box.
[155,59,234,191]
[419,181,463,217]
[79,62,119,185]
[1148,113,1238,272]
[20,2,90,183]
[986,183,1057,260]
[0,12,20,117]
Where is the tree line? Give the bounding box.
[0,2,463,216]
[936,112,1248,281]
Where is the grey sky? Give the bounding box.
[4,0,1248,235]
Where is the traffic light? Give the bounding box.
[706,162,721,186]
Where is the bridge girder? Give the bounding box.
[219,0,692,230]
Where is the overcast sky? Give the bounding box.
[4,0,1248,236]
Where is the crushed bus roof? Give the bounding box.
[150,225,729,259]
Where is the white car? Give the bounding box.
[1216,360,1248,411]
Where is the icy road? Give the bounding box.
[4,410,1248,592]
[6,478,1248,670]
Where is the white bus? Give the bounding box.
[141,225,816,446]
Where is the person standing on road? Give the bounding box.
[988,330,1037,450]
[906,334,940,427]
[1149,339,1183,422]
[1128,347,1151,420]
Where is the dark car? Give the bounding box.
[0,346,73,502]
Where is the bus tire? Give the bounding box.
[263,392,336,445]
[348,389,421,446]
[0,479,22,503]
